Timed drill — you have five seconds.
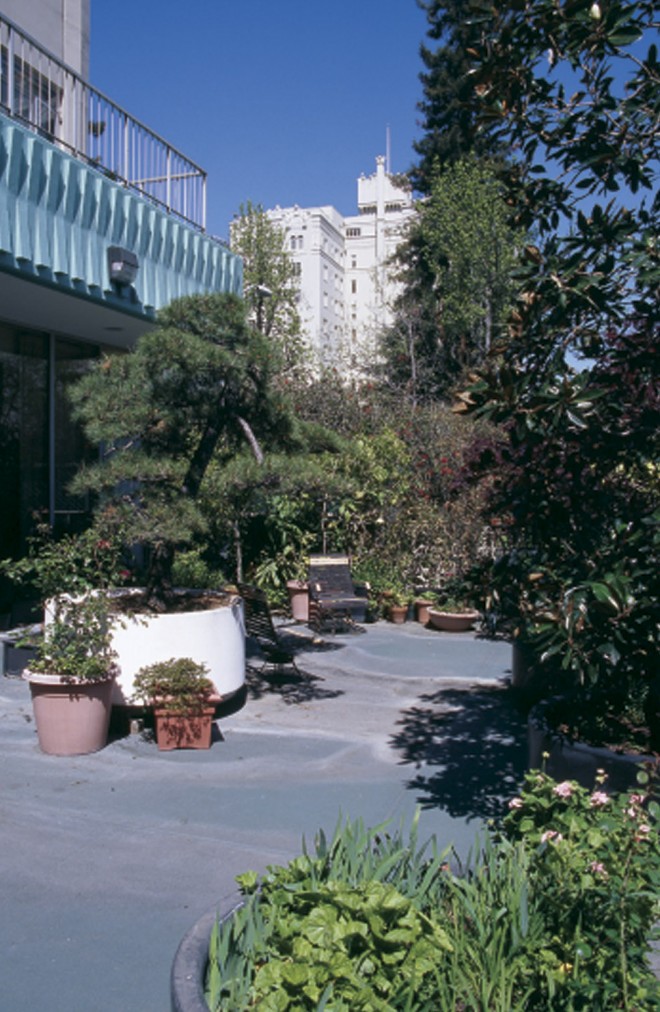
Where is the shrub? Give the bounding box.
[205,774,660,1011]
[502,766,660,1009]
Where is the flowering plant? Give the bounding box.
[502,765,660,1009]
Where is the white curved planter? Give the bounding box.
[46,591,246,707]
[108,592,246,706]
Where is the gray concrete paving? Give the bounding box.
[0,621,525,1011]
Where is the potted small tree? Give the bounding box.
[65,292,290,705]
[23,592,117,755]
[427,594,480,633]
[132,657,217,751]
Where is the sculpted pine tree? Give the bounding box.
[68,293,290,609]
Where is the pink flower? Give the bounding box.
[589,861,608,877]
[589,791,609,807]
[508,797,523,809]
[553,781,573,798]
[541,830,563,844]
[629,793,645,805]
[637,824,651,836]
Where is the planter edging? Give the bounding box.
[528,699,656,792]
[171,894,243,1012]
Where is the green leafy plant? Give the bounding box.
[131,657,214,715]
[0,521,127,602]
[205,776,660,1011]
[502,766,660,1009]
[449,0,659,747]
[29,593,117,683]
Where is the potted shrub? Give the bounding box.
[385,588,411,624]
[132,657,217,751]
[427,596,480,633]
[413,593,436,625]
[63,293,291,705]
[23,592,117,756]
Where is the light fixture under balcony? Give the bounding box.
[108,246,139,287]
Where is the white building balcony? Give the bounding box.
[0,11,206,231]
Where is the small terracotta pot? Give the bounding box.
[154,706,216,750]
[286,580,310,622]
[388,604,408,624]
[414,600,434,625]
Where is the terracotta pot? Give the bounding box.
[286,580,309,622]
[414,600,434,625]
[427,608,479,633]
[23,670,114,755]
[388,604,408,624]
[154,706,216,750]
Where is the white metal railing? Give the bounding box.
[0,12,207,230]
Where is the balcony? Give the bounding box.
[0,12,206,231]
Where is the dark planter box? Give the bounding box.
[0,626,40,678]
[528,700,655,792]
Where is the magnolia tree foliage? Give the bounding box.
[450,0,659,738]
[69,293,291,607]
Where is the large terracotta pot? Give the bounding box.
[23,670,114,755]
[286,580,309,623]
[427,608,479,632]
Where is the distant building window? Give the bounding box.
[293,261,302,276]
[385,203,403,213]
[351,280,357,294]
[346,227,361,237]
[351,257,357,268]
[360,206,376,215]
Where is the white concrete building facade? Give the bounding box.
[267,156,414,371]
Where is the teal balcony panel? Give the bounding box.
[0,114,242,321]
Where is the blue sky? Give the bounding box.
[91,1,429,241]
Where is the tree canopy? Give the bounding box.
[230,201,305,373]
[69,293,291,606]
[380,157,524,402]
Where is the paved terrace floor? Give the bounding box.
[0,620,525,1011]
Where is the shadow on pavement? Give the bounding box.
[391,685,528,822]
[245,664,344,706]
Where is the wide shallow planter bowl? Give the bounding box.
[528,700,656,792]
[155,706,216,751]
[427,608,479,633]
[23,670,114,755]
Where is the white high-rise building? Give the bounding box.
[267,156,414,371]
